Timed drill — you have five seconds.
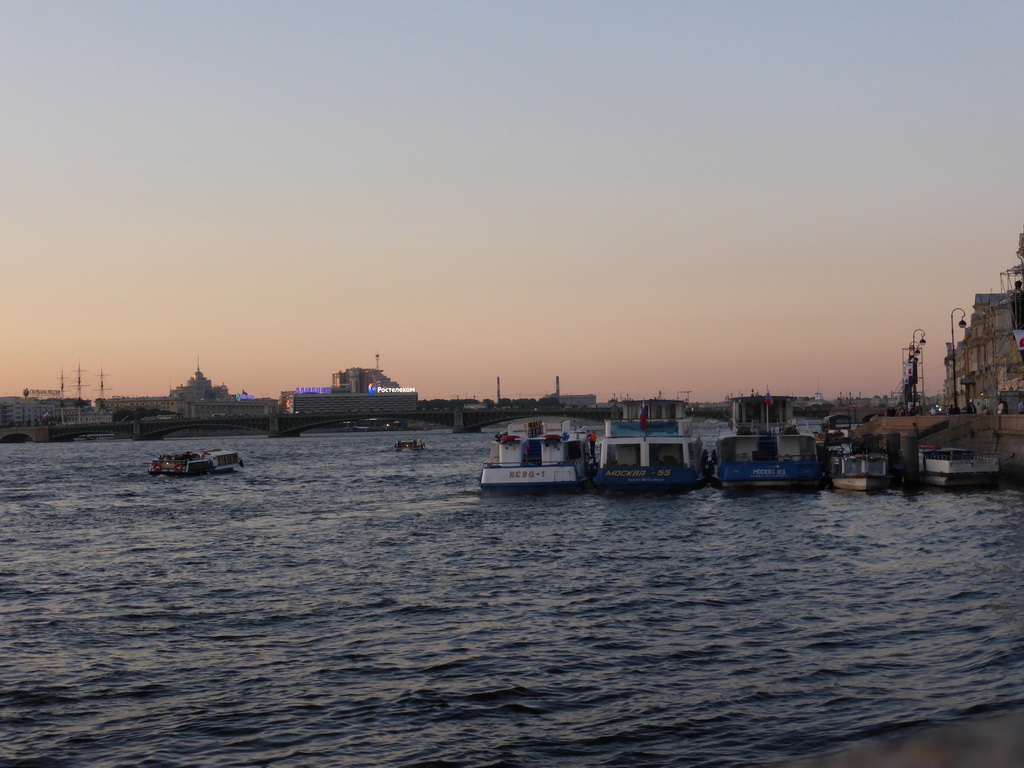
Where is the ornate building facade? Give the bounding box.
[945,227,1024,412]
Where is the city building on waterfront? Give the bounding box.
[557,394,598,407]
[105,365,276,417]
[170,366,231,402]
[945,226,1024,412]
[331,367,403,393]
[282,366,418,414]
[0,396,113,427]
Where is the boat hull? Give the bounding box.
[715,460,824,489]
[919,472,998,487]
[148,464,238,477]
[594,465,703,492]
[480,464,589,492]
[831,476,890,492]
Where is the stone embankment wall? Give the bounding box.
[855,414,1024,484]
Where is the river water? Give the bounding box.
[2,429,1023,767]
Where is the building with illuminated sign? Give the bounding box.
[281,367,418,414]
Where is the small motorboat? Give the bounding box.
[149,449,242,476]
[394,439,426,451]
[830,452,890,492]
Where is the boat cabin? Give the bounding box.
[716,431,817,463]
[486,419,585,467]
[729,394,796,431]
[600,400,700,470]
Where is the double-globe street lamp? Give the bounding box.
[905,329,927,413]
[950,308,967,410]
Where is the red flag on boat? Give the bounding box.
[639,403,648,432]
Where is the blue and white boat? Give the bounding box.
[713,393,824,489]
[594,400,706,492]
[480,419,594,492]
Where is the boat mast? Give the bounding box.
[58,367,66,423]
[74,361,87,404]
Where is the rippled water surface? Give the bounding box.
[3,430,1024,767]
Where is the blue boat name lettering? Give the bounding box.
[751,468,786,477]
[510,470,545,478]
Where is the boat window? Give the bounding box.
[566,442,582,460]
[606,443,640,466]
[651,444,683,466]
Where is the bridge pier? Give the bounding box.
[452,410,482,433]
[0,426,48,443]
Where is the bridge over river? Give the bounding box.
[0,406,622,442]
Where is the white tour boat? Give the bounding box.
[830,452,890,492]
[149,449,243,477]
[918,446,999,487]
[480,419,594,492]
[594,400,706,492]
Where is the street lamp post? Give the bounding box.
[950,308,967,410]
[906,329,926,413]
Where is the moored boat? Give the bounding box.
[480,419,594,492]
[918,446,999,487]
[830,452,890,491]
[149,449,242,476]
[594,400,706,492]
[394,439,426,450]
[816,413,857,446]
[713,393,825,490]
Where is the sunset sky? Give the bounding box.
[4,1,1024,403]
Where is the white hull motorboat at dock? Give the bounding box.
[918,446,999,487]
[830,452,890,492]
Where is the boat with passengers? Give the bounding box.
[149,449,243,477]
[394,438,426,450]
[594,399,707,492]
[480,419,594,491]
[712,393,825,489]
